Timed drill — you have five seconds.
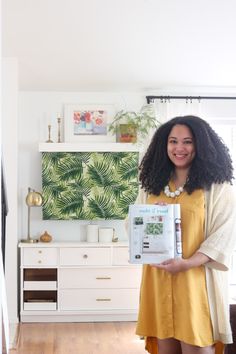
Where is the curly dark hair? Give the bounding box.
[139,115,234,195]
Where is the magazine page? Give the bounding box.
[128,204,182,264]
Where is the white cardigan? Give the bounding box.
[136,182,236,343]
[200,183,236,343]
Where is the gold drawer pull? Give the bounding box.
[83,254,88,259]
[96,277,111,280]
[38,260,42,264]
[96,298,111,302]
[38,250,42,254]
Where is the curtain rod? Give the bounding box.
[146,95,236,104]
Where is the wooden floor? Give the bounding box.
[10,322,148,354]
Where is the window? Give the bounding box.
[208,119,236,179]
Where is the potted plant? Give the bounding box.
[108,103,160,144]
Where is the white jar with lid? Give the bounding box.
[98,227,114,243]
[86,225,99,242]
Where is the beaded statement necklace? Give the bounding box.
[164,184,184,198]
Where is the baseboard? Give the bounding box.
[9,323,19,350]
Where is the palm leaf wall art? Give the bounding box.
[41,152,139,220]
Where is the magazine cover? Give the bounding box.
[128,204,182,264]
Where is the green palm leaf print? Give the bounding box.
[42,151,139,220]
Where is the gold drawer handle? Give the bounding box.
[96,277,111,280]
[96,298,111,302]
[38,260,42,264]
[38,250,42,254]
[83,254,88,259]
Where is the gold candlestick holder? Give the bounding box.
[57,117,62,143]
[46,124,53,143]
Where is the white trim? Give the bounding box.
[38,142,141,152]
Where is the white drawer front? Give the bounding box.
[23,248,58,266]
[59,288,140,310]
[60,248,111,266]
[24,302,57,311]
[59,268,142,289]
[112,247,129,265]
[24,281,57,290]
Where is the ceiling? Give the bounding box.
[3,0,236,91]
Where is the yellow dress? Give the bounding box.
[136,182,224,354]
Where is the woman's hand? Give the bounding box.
[151,258,189,274]
[151,252,211,274]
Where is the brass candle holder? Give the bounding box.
[57,117,62,143]
[46,124,53,143]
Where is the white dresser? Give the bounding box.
[19,242,142,322]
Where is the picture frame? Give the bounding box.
[64,104,116,142]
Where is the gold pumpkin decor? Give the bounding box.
[40,231,52,243]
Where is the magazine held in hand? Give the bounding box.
[128,204,182,264]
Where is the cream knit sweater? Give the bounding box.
[199,182,236,343]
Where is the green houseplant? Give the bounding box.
[108,103,160,144]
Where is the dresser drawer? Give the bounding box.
[59,267,142,289]
[112,247,130,265]
[59,288,140,310]
[23,248,58,266]
[60,247,111,266]
[24,281,57,290]
[24,302,57,311]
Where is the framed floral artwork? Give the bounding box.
[64,104,116,142]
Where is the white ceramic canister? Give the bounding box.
[86,224,99,242]
[98,227,114,243]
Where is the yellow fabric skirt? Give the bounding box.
[145,337,224,354]
[136,186,223,353]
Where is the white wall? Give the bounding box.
[18,91,146,242]
[2,58,19,329]
[0,1,2,348]
[18,90,236,244]
[13,88,236,329]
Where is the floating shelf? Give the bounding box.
[38,143,141,152]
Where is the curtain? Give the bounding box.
[153,98,202,124]
[140,100,202,160]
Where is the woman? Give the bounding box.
[136,115,236,354]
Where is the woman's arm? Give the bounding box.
[152,252,211,274]
[155,183,236,274]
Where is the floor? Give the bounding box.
[9,321,148,354]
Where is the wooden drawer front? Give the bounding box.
[59,289,140,310]
[59,268,142,289]
[113,247,129,265]
[23,248,58,266]
[60,248,111,266]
